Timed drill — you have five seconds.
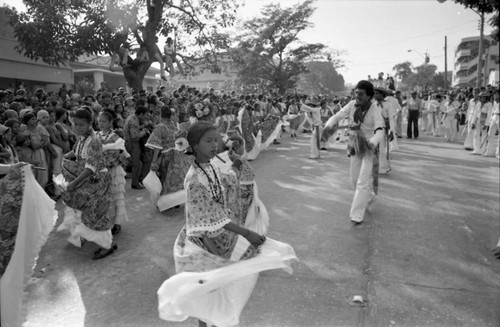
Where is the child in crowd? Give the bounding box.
[16,133,38,165]
[97,108,129,235]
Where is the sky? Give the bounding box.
[4,0,495,85]
[239,0,495,85]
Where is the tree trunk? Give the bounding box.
[122,61,151,90]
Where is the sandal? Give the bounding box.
[92,244,117,260]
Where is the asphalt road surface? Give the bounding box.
[26,130,500,327]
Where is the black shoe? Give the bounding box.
[92,244,117,260]
[132,184,145,190]
[320,147,327,150]
[111,224,121,235]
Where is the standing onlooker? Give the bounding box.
[442,92,460,143]
[395,90,403,138]
[23,112,48,187]
[484,89,499,158]
[464,88,480,150]
[123,105,150,189]
[406,91,421,139]
[471,92,493,155]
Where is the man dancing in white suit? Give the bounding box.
[323,80,385,224]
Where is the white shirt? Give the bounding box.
[473,101,493,126]
[489,101,499,126]
[468,98,480,120]
[300,104,322,126]
[325,100,385,145]
[426,100,440,113]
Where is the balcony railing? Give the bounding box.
[456,48,471,58]
[455,62,469,71]
[454,76,469,85]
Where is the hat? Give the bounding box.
[374,88,389,96]
[478,91,490,97]
[0,125,9,136]
[305,98,320,106]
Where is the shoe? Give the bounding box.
[111,224,121,235]
[320,147,327,150]
[407,137,412,139]
[132,184,145,190]
[397,135,402,138]
[92,244,117,260]
[273,140,281,144]
[469,152,481,155]
[351,218,363,225]
[380,168,391,175]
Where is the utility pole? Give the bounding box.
[476,11,485,88]
[444,36,448,90]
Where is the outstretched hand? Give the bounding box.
[245,230,266,247]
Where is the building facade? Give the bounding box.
[0,7,73,92]
[0,7,162,94]
[452,35,499,88]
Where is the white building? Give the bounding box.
[452,35,499,88]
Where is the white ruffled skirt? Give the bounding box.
[57,207,113,250]
[109,165,128,224]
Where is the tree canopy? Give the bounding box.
[7,0,240,89]
[392,61,450,91]
[450,0,499,41]
[297,61,345,96]
[230,0,342,94]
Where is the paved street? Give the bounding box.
[26,131,500,327]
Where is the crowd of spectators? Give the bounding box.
[0,80,350,195]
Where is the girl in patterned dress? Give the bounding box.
[58,108,117,260]
[158,122,296,327]
[97,108,129,235]
[146,106,177,171]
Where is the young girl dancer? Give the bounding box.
[97,108,129,235]
[57,108,117,260]
[157,122,296,327]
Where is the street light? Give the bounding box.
[407,49,430,64]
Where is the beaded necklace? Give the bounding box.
[195,161,223,205]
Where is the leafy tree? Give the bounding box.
[297,61,345,95]
[392,61,413,83]
[231,0,342,94]
[7,0,240,90]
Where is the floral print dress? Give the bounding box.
[97,130,128,224]
[145,121,177,151]
[174,162,260,273]
[59,131,114,249]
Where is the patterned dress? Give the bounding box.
[0,167,23,277]
[158,159,296,326]
[0,165,56,326]
[145,121,177,151]
[58,131,114,249]
[175,162,260,273]
[157,149,193,197]
[25,126,48,187]
[97,130,128,224]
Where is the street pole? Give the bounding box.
[476,11,484,88]
[444,35,448,90]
